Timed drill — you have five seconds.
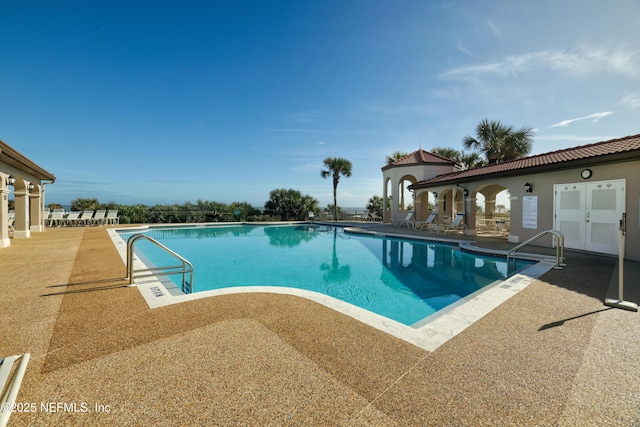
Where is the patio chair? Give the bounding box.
[47,210,65,227]
[495,219,510,236]
[439,213,467,235]
[105,210,119,225]
[392,212,413,227]
[415,211,438,231]
[0,353,30,427]
[78,210,94,226]
[91,210,107,226]
[8,216,15,237]
[64,211,81,226]
[368,212,382,222]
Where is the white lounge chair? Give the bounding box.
[368,212,382,222]
[91,210,107,226]
[415,212,438,231]
[440,213,467,235]
[64,211,81,226]
[105,210,119,225]
[7,217,15,237]
[48,210,65,227]
[392,212,413,227]
[0,353,30,427]
[78,211,94,226]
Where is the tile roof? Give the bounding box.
[381,149,457,171]
[410,133,640,188]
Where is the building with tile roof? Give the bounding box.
[381,149,459,224]
[382,133,640,261]
[1,139,56,247]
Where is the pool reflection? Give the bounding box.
[375,238,509,300]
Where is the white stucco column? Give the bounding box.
[383,178,390,223]
[0,185,10,248]
[466,194,477,236]
[29,188,43,232]
[13,189,30,239]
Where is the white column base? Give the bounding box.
[13,230,31,239]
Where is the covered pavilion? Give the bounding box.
[0,139,56,248]
[383,133,640,262]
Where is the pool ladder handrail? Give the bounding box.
[506,229,566,270]
[126,233,194,293]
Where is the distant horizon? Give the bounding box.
[42,202,374,211]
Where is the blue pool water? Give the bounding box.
[119,224,531,326]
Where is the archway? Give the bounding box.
[398,174,417,212]
[474,184,510,237]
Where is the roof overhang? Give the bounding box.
[409,150,640,190]
[0,140,56,181]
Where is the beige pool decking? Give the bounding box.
[2,224,639,426]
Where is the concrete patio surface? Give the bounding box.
[1,224,639,426]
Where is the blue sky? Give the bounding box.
[2,0,640,208]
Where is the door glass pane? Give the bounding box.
[561,190,581,209]
[560,220,581,241]
[591,188,616,210]
[591,222,616,245]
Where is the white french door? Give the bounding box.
[554,179,625,255]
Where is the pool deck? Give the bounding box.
[2,223,639,426]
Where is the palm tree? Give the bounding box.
[70,197,99,211]
[366,195,384,217]
[385,151,409,164]
[432,147,486,170]
[321,157,352,221]
[459,151,486,170]
[265,188,318,220]
[431,147,461,162]
[462,119,534,164]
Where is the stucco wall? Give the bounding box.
[510,161,639,261]
[475,160,639,261]
[414,158,640,261]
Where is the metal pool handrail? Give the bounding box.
[506,229,566,270]
[126,233,193,293]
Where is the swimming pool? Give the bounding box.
[118,224,531,326]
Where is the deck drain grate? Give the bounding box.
[150,286,165,298]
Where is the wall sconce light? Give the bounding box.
[27,183,35,190]
[524,183,533,193]
[6,175,16,186]
[463,189,469,197]
[432,192,438,198]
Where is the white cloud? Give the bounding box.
[486,20,503,38]
[456,40,474,57]
[618,91,640,108]
[549,111,613,128]
[440,43,640,80]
